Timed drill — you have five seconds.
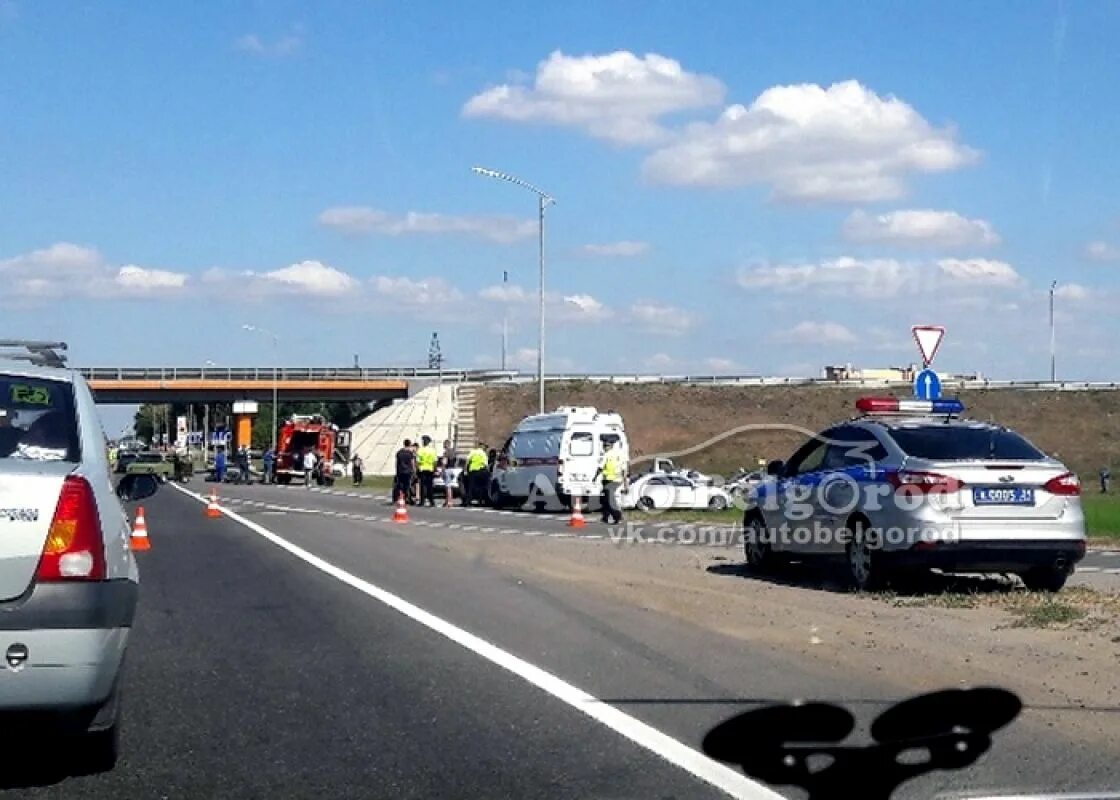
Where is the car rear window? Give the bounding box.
[0,376,81,462]
[888,425,1045,461]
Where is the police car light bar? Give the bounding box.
[856,397,965,415]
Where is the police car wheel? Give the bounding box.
[708,495,727,511]
[845,519,884,591]
[743,513,774,570]
[637,496,656,511]
[1019,567,1068,593]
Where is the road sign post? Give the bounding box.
[911,325,945,368]
[914,368,942,401]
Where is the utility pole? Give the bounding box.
[1049,280,1057,382]
[501,270,508,371]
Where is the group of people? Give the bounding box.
[214,444,256,484]
[394,436,461,506]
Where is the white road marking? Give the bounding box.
[170,483,775,800]
[524,531,544,537]
[1080,567,1101,573]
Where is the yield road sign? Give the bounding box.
[912,325,945,367]
[914,368,942,401]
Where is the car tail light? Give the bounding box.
[1043,472,1081,497]
[888,470,964,494]
[37,476,106,581]
[557,458,564,475]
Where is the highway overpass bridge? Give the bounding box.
[79,367,516,404]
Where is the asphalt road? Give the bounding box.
[3,482,1115,798]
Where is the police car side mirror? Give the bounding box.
[117,473,159,503]
[766,460,785,477]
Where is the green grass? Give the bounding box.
[1080,493,1120,542]
[1007,596,1088,628]
[630,507,742,524]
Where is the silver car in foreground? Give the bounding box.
[0,360,158,770]
[743,398,1086,592]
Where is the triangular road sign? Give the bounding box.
[912,325,945,366]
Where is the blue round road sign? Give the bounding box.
[914,368,942,401]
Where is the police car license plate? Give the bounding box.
[972,487,1035,506]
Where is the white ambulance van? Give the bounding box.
[490,407,628,507]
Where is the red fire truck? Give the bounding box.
[274,414,351,486]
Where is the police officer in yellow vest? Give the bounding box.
[417,435,439,507]
[597,440,625,524]
[465,442,489,506]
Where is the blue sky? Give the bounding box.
[2,1,1119,393]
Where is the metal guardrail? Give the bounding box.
[78,367,519,382]
[76,367,1120,392]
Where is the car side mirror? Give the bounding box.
[117,473,159,502]
[766,459,785,477]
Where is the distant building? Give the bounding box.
[822,364,984,382]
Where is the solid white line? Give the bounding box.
[1079,567,1101,573]
[169,483,775,800]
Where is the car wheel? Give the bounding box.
[488,481,508,508]
[742,512,776,571]
[845,518,885,592]
[637,495,656,511]
[1019,567,1069,592]
[708,495,728,511]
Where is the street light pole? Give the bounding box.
[243,325,280,452]
[472,166,554,414]
[1049,281,1057,382]
[501,270,508,372]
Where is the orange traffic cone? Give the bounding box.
[130,506,151,551]
[392,493,409,523]
[568,496,586,529]
[206,489,221,519]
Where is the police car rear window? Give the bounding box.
[0,377,81,462]
[888,426,1045,461]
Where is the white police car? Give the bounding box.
[742,397,1086,591]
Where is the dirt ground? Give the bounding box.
[430,529,1120,745]
[475,383,1120,476]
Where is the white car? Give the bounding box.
[0,355,159,770]
[621,473,733,511]
[434,456,466,497]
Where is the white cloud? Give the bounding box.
[0,242,189,301]
[235,32,302,58]
[372,275,462,306]
[936,258,1021,287]
[563,293,610,318]
[627,300,695,334]
[478,283,611,321]
[736,255,1022,298]
[736,256,918,298]
[703,357,739,372]
[1054,283,1090,301]
[479,283,532,303]
[643,353,678,370]
[643,80,978,202]
[578,240,651,258]
[463,50,725,144]
[113,265,189,293]
[773,321,857,345]
[504,347,577,372]
[258,260,356,296]
[842,209,1000,248]
[318,206,535,244]
[1083,240,1120,262]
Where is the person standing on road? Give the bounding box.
[303,448,316,488]
[393,439,414,503]
[238,446,251,484]
[351,454,364,487]
[417,435,438,507]
[215,445,227,484]
[596,440,625,525]
[263,447,275,485]
[409,440,421,504]
[442,439,455,506]
[465,442,489,506]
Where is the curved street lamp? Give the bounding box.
[472,166,555,414]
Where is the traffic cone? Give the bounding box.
[130,506,151,551]
[392,493,409,523]
[206,489,221,519]
[568,496,586,529]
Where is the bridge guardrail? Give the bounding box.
[77,367,1120,392]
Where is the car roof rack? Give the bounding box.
[0,340,69,367]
